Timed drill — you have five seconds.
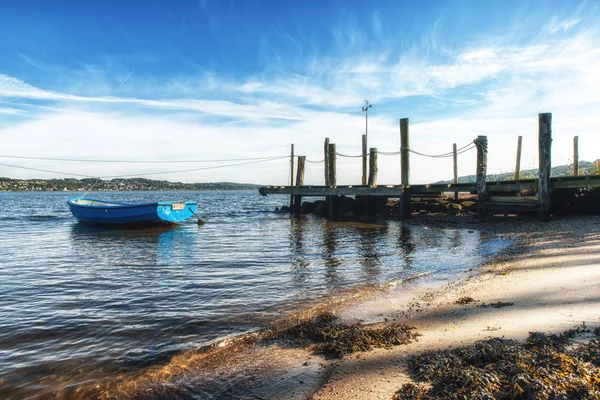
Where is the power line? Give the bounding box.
[0,163,93,178]
[0,156,289,179]
[0,154,289,163]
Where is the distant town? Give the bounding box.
[0,177,259,192]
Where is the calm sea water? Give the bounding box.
[0,190,509,399]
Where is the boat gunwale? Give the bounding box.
[67,197,197,209]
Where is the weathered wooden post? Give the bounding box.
[289,144,295,211]
[515,136,522,181]
[324,138,330,186]
[367,148,378,186]
[294,156,305,215]
[475,135,488,221]
[328,143,336,187]
[399,118,411,219]
[538,113,552,221]
[453,143,458,201]
[362,134,367,185]
[327,143,337,220]
[573,136,579,176]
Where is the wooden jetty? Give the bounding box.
[259,113,600,221]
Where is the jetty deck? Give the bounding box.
[260,175,600,196]
[259,113,600,221]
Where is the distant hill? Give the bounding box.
[0,177,260,191]
[437,160,599,184]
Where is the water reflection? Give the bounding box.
[398,226,415,268]
[322,222,342,285]
[69,223,198,267]
[289,218,311,286]
[357,226,384,281]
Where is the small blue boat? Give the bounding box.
[67,197,197,226]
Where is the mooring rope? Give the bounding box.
[404,142,476,158]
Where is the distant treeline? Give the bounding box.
[0,177,260,191]
[438,160,600,184]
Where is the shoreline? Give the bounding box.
[80,213,600,399]
[310,214,600,399]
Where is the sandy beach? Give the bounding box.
[308,214,600,399]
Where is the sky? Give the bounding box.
[0,0,599,185]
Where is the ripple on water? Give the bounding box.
[0,190,513,399]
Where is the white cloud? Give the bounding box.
[1,13,600,184]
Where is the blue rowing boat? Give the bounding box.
[67,197,197,226]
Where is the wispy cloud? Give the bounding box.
[117,69,135,88]
[17,53,46,69]
[546,17,581,34]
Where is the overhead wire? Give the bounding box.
[0,156,289,180]
[0,154,289,163]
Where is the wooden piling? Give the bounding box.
[362,134,367,186]
[538,113,552,220]
[475,135,488,221]
[515,136,522,181]
[367,148,378,186]
[399,118,411,219]
[289,144,295,210]
[324,138,330,186]
[294,156,305,214]
[573,136,579,176]
[327,143,337,220]
[453,143,458,201]
[328,143,336,187]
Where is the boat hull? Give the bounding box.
[68,198,197,227]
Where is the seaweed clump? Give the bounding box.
[280,313,419,358]
[455,296,478,305]
[394,327,600,399]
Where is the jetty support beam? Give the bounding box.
[538,113,552,221]
[327,143,338,220]
[362,134,367,186]
[324,138,330,186]
[515,136,522,181]
[289,144,295,211]
[475,135,488,221]
[367,148,378,186]
[453,143,458,201]
[294,156,305,215]
[400,118,411,219]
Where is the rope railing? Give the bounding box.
[403,141,475,158]
[335,152,363,158]
[328,141,476,159]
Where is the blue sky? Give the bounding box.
[0,0,598,184]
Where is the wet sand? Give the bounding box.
[310,214,600,399]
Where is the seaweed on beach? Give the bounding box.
[479,301,514,309]
[455,296,478,305]
[394,327,600,399]
[279,312,419,358]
